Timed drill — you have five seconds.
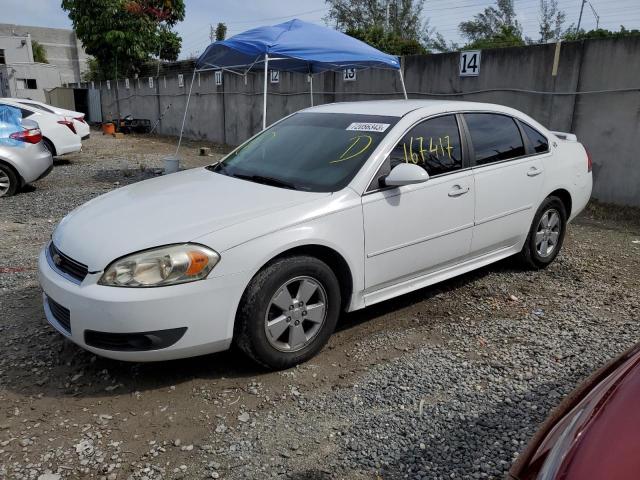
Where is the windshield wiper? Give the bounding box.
[232,173,299,190]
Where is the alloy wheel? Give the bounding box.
[535,208,561,258]
[264,276,328,352]
[0,170,11,197]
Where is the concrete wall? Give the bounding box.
[0,63,62,102]
[0,35,33,63]
[98,36,640,206]
[0,24,88,85]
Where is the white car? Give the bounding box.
[0,99,82,157]
[38,100,592,369]
[3,98,91,141]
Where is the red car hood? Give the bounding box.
[511,343,640,480]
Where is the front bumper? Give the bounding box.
[38,246,246,361]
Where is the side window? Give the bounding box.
[521,123,549,154]
[388,115,463,176]
[19,108,34,118]
[465,113,525,166]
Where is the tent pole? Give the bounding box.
[398,68,408,100]
[176,68,197,156]
[309,74,314,106]
[263,54,269,130]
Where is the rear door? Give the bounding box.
[464,113,546,255]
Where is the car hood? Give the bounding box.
[52,168,329,271]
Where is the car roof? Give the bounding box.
[303,99,522,118]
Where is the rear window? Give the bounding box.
[465,113,525,165]
[20,101,55,114]
[521,123,549,153]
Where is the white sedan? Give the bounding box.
[0,99,82,157]
[4,98,91,140]
[38,100,592,369]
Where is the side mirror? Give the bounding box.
[383,163,429,187]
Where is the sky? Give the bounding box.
[2,0,639,59]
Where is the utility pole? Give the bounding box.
[588,1,600,29]
[576,0,586,32]
[209,24,215,43]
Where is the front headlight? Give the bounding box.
[99,244,220,287]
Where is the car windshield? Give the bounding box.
[210,112,399,192]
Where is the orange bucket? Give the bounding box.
[102,122,115,135]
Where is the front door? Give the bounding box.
[362,114,475,292]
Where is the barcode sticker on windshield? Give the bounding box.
[346,122,390,133]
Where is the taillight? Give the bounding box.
[10,127,42,144]
[58,118,77,134]
[75,116,86,124]
[586,150,593,173]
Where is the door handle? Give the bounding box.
[448,185,470,197]
[527,167,543,177]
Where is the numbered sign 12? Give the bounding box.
[459,51,481,77]
[270,70,280,84]
[343,68,357,82]
[215,70,223,86]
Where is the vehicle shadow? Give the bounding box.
[1,256,528,399]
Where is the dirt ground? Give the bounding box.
[1,131,639,480]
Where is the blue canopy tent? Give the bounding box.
[175,19,406,153]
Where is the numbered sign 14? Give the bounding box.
[343,68,357,82]
[459,51,481,77]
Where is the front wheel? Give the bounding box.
[234,255,341,370]
[519,196,567,269]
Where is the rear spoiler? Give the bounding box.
[551,131,578,142]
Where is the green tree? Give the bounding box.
[215,22,227,41]
[326,0,427,44]
[539,0,565,42]
[347,25,426,55]
[464,25,525,49]
[459,0,523,46]
[31,40,48,63]
[563,25,640,41]
[61,0,185,80]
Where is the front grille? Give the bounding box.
[49,242,88,283]
[47,296,71,334]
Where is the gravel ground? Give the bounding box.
[1,131,639,480]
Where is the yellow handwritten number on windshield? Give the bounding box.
[332,135,373,164]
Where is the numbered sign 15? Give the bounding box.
[270,70,280,84]
[215,70,223,86]
[459,51,481,77]
[343,68,357,82]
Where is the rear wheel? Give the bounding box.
[0,164,19,198]
[234,255,341,370]
[519,196,567,269]
[42,138,56,157]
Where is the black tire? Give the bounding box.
[42,138,56,157]
[234,255,341,370]
[0,163,19,198]
[519,196,567,269]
